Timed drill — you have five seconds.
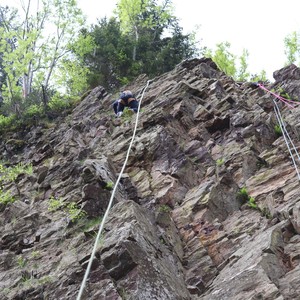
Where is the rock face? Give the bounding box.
[1,58,300,299]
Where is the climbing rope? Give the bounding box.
[257,83,300,181]
[257,83,300,109]
[76,80,152,300]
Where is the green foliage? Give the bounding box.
[121,107,135,122]
[158,204,171,213]
[277,87,291,99]
[284,31,299,65]
[0,188,14,205]
[205,42,236,77]
[83,0,198,90]
[216,158,225,166]
[0,0,87,114]
[104,181,114,191]
[247,196,257,209]
[23,104,44,119]
[205,42,267,81]
[0,163,33,206]
[21,272,31,283]
[237,187,261,211]
[30,251,41,259]
[261,206,272,219]
[0,163,33,183]
[0,114,16,131]
[47,93,71,112]
[274,124,282,137]
[66,202,86,221]
[17,256,27,268]
[47,196,64,212]
[236,49,250,81]
[237,187,249,203]
[48,197,86,222]
[250,70,268,82]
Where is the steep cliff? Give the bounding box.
[1,58,300,299]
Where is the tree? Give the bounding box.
[116,0,185,62]
[0,0,89,115]
[55,31,95,96]
[0,5,21,110]
[204,42,266,81]
[83,0,198,90]
[236,49,250,81]
[284,31,299,65]
[205,42,236,77]
[82,17,132,90]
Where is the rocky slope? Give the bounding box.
[1,58,300,299]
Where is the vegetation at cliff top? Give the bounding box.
[0,0,300,127]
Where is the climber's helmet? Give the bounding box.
[120,90,133,100]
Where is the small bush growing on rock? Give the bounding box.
[47,94,72,112]
[0,188,14,205]
[158,204,172,213]
[23,104,44,119]
[48,196,64,212]
[274,124,282,137]
[104,181,114,190]
[247,197,257,209]
[216,158,225,166]
[0,163,32,207]
[237,187,249,203]
[277,87,291,100]
[66,202,86,221]
[237,187,262,212]
[48,197,86,222]
[121,107,135,122]
[0,114,16,131]
[16,256,27,268]
[0,163,33,183]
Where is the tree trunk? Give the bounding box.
[133,25,139,61]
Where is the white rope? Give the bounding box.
[76,80,152,300]
[273,99,300,180]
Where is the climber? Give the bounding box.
[112,90,139,117]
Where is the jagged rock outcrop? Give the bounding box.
[1,58,300,299]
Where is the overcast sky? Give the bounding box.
[78,0,300,81]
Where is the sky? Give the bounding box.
[77,0,300,81]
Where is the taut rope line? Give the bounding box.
[77,80,152,300]
[257,83,300,180]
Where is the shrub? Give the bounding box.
[237,187,249,203]
[48,94,71,112]
[247,197,257,209]
[0,163,32,206]
[104,181,114,190]
[274,124,282,137]
[158,204,171,213]
[0,188,14,205]
[121,107,135,121]
[23,104,44,119]
[67,202,86,221]
[0,163,33,183]
[48,196,64,212]
[0,114,16,131]
[216,158,225,166]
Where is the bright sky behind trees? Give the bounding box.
[78,0,300,81]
